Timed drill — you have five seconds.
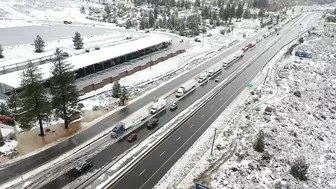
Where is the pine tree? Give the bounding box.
[20,61,50,136]
[125,19,132,29]
[253,130,265,152]
[0,129,4,146]
[7,92,19,117]
[104,4,111,15]
[73,32,84,49]
[0,45,3,58]
[0,103,10,116]
[236,2,244,21]
[50,48,80,129]
[80,6,86,14]
[149,10,155,27]
[194,0,200,7]
[154,5,159,19]
[140,17,145,30]
[229,3,236,24]
[119,86,129,106]
[223,5,230,23]
[243,8,251,19]
[34,35,45,53]
[112,80,121,98]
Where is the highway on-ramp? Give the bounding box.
[108,13,320,189]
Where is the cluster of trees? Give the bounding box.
[3,48,81,136]
[252,0,269,9]
[112,81,129,106]
[0,32,84,59]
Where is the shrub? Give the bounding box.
[274,181,282,189]
[291,156,308,180]
[243,33,246,37]
[294,90,301,98]
[45,128,51,132]
[253,130,265,153]
[299,37,304,43]
[220,29,225,35]
[262,151,271,161]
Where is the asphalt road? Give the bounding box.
[0,13,311,185]
[41,28,274,189]
[108,13,320,189]
[40,12,318,188]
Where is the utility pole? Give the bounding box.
[210,128,217,156]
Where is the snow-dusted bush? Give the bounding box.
[290,156,309,181]
[253,130,265,153]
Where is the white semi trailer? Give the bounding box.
[175,79,197,97]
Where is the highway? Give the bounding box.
[38,13,319,188]
[0,13,312,186]
[108,13,320,189]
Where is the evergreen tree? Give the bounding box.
[0,45,3,59]
[34,35,45,53]
[0,103,10,116]
[50,48,80,129]
[149,10,155,27]
[20,61,50,136]
[125,19,132,29]
[112,80,121,98]
[73,32,84,49]
[243,8,251,19]
[80,6,85,14]
[119,86,129,106]
[236,2,244,21]
[163,16,167,28]
[140,17,145,30]
[229,3,236,24]
[104,4,111,15]
[0,129,4,146]
[253,130,265,153]
[194,0,200,7]
[7,92,19,117]
[154,5,159,19]
[219,6,225,20]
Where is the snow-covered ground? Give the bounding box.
[0,126,16,157]
[155,29,336,188]
[0,32,127,61]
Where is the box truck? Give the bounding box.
[150,99,167,114]
[176,79,197,97]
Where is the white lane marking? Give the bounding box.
[201,114,204,118]
[176,137,181,141]
[160,151,165,156]
[115,147,120,152]
[211,105,214,109]
[220,98,223,101]
[189,125,194,128]
[139,62,259,189]
[138,169,146,176]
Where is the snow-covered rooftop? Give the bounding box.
[0,36,172,89]
[67,35,173,69]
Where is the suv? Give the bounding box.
[147,118,158,129]
[75,159,93,172]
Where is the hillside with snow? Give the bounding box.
[155,25,336,189]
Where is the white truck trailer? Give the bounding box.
[175,79,197,97]
[150,98,167,114]
[207,63,222,76]
[111,108,148,138]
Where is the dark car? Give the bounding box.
[147,118,158,129]
[145,30,150,33]
[85,48,90,53]
[170,103,177,111]
[127,133,137,142]
[63,20,72,24]
[75,159,93,172]
[126,36,132,40]
[94,46,100,50]
[60,52,70,58]
[194,38,201,42]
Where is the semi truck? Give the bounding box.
[198,72,208,83]
[150,98,167,114]
[207,63,222,76]
[176,79,197,97]
[111,108,148,138]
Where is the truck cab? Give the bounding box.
[111,122,125,138]
[175,88,184,97]
[198,72,208,83]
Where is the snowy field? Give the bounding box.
[155,31,336,188]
